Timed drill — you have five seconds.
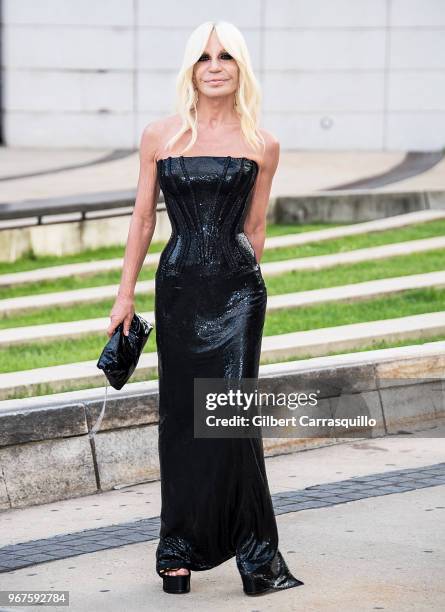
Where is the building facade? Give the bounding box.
[1,0,444,150]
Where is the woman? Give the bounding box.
[108,21,304,597]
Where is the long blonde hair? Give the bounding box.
[165,21,265,155]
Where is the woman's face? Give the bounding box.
[193,31,239,98]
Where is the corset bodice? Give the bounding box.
[156,155,259,276]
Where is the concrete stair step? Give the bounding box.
[2,270,445,347]
[1,310,444,400]
[0,254,160,288]
[1,280,154,315]
[3,338,444,412]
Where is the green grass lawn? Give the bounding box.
[264,248,445,296]
[1,286,444,374]
[263,286,445,336]
[259,332,445,366]
[261,218,445,263]
[1,249,444,329]
[6,331,445,401]
[263,221,347,237]
[0,266,158,300]
[0,295,155,329]
[0,241,163,276]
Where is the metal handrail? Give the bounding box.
[0,191,166,230]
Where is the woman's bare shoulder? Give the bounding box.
[142,115,181,139]
[259,127,280,149]
[258,127,280,168]
[140,115,180,158]
[140,115,181,158]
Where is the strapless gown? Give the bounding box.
[154,155,303,593]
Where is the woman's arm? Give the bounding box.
[243,132,280,264]
[107,123,161,337]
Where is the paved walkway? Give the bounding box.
[2,461,445,573]
[1,148,444,204]
[0,425,443,610]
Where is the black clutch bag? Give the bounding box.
[97,312,153,390]
[90,313,154,438]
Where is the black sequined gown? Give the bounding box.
[154,155,303,593]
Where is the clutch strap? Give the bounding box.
[89,378,109,439]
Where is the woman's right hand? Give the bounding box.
[107,295,135,338]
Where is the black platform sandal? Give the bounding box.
[160,568,191,594]
[241,572,304,596]
[239,549,304,596]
